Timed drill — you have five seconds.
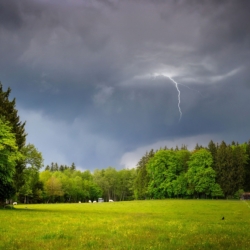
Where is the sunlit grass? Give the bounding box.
[1,200,250,249]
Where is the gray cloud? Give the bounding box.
[1,0,250,170]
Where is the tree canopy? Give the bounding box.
[0,118,23,202]
[0,83,27,194]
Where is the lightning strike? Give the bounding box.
[152,73,183,122]
[152,72,203,122]
[166,76,182,122]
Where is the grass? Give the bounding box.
[0,200,250,249]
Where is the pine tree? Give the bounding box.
[54,163,59,171]
[215,141,241,198]
[195,143,203,150]
[215,141,229,197]
[244,140,250,191]
[59,165,65,172]
[70,163,76,171]
[231,144,247,193]
[134,149,154,199]
[207,140,217,169]
[50,162,55,172]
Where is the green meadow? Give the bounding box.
[1,200,250,250]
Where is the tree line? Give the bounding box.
[35,164,135,203]
[1,82,250,205]
[134,141,250,199]
[17,139,250,203]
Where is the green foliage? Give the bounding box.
[116,168,135,201]
[92,167,135,201]
[172,173,188,197]
[0,84,26,149]
[0,118,23,201]
[207,140,218,169]
[234,189,245,199]
[146,149,191,199]
[244,140,250,191]
[18,144,44,203]
[16,138,250,203]
[0,83,27,193]
[134,149,154,199]
[45,176,64,202]
[210,183,224,198]
[186,149,223,198]
[215,141,248,198]
[21,144,43,170]
[144,148,224,199]
[147,150,173,198]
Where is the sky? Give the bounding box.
[1,0,250,171]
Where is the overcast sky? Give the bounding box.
[1,0,250,171]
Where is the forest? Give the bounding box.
[1,82,250,205]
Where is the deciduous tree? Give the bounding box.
[186,149,223,198]
[0,118,23,204]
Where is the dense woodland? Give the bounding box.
[0,83,250,205]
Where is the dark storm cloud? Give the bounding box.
[0,0,22,30]
[1,0,250,169]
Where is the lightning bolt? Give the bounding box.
[152,73,203,122]
[166,76,182,122]
[152,73,183,122]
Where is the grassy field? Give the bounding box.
[0,200,250,250]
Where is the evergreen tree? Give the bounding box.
[50,162,55,172]
[0,84,26,149]
[54,163,59,171]
[216,141,236,198]
[70,162,76,171]
[134,149,154,199]
[244,140,250,191]
[59,165,65,172]
[231,144,248,193]
[195,143,203,150]
[207,140,217,169]
[0,83,27,194]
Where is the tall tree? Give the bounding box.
[215,141,247,198]
[0,118,23,204]
[19,144,43,203]
[244,140,250,191]
[207,140,217,169]
[215,141,230,196]
[231,144,248,194]
[103,167,118,200]
[70,162,76,171]
[186,149,223,198]
[146,150,174,199]
[134,149,154,199]
[0,83,27,193]
[93,169,109,201]
[45,176,64,203]
[21,144,43,170]
[116,169,135,201]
